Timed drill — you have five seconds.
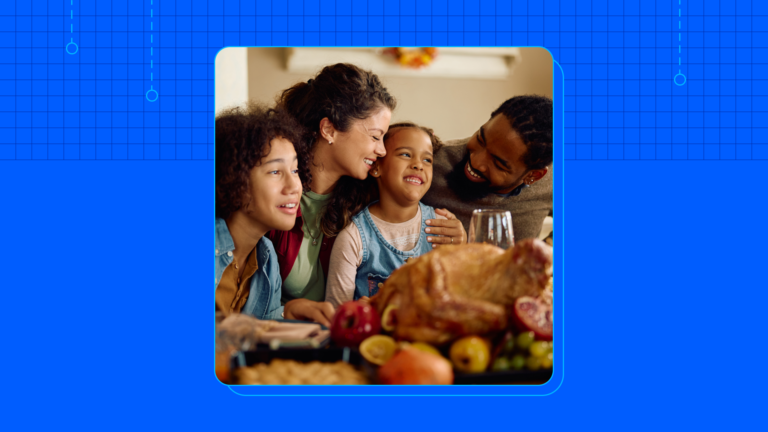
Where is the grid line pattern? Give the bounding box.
[0,0,765,161]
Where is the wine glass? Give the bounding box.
[468,210,514,249]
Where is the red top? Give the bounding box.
[266,206,336,286]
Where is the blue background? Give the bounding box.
[1,0,765,430]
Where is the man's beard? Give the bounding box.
[447,152,527,201]
[446,153,496,201]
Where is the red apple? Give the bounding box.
[330,301,381,347]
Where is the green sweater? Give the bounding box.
[281,191,331,303]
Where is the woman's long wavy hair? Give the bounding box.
[277,63,397,237]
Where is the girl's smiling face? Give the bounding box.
[371,127,434,206]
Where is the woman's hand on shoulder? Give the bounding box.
[284,298,336,327]
[425,208,467,248]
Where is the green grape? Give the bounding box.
[547,341,554,354]
[516,331,535,351]
[540,352,553,369]
[491,356,511,372]
[510,354,526,370]
[503,336,515,353]
[526,355,542,371]
[530,341,549,358]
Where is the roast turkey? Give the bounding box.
[370,238,553,345]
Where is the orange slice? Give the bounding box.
[359,335,397,366]
[381,304,398,332]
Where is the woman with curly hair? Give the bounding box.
[268,64,466,305]
[215,103,335,325]
[265,63,395,305]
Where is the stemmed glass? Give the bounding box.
[468,210,514,250]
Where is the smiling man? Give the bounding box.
[421,95,553,242]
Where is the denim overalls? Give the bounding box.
[351,202,436,300]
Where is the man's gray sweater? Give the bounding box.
[421,138,553,242]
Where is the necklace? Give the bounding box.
[301,213,321,246]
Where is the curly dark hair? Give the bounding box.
[215,102,307,220]
[491,95,553,170]
[277,63,397,237]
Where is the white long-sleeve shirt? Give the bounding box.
[324,207,446,308]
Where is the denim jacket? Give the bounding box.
[215,218,283,320]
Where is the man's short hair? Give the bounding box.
[491,95,553,170]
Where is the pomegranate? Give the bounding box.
[330,301,381,347]
[512,296,553,341]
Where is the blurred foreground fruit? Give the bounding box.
[526,355,542,371]
[513,296,553,341]
[503,334,516,353]
[510,354,526,370]
[491,356,511,372]
[408,342,443,358]
[215,351,231,383]
[541,352,554,369]
[330,301,381,347]
[378,348,454,384]
[359,335,397,366]
[380,304,398,332]
[449,336,491,373]
[530,341,550,358]
[516,331,535,351]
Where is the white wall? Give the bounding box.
[215,47,553,141]
[214,48,249,115]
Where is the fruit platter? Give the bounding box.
[222,238,554,385]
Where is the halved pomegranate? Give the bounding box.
[512,296,553,341]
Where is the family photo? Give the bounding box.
[214,48,554,385]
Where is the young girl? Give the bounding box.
[215,103,335,325]
[325,123,460,308]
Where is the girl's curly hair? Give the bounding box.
[277,63,397,237]
[215,102,307,220]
